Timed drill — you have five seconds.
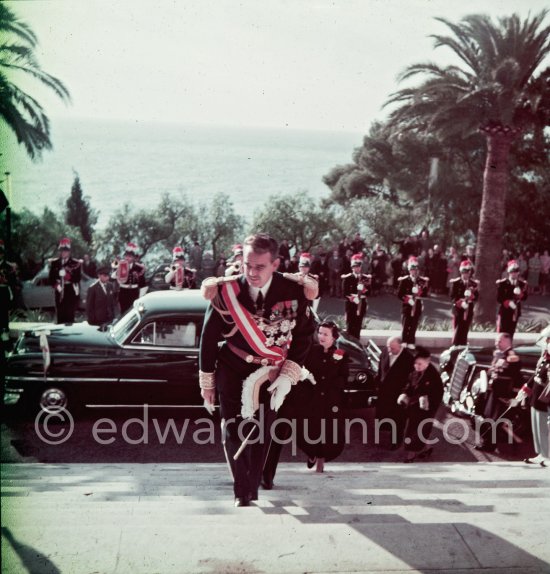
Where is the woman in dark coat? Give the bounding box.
[299,321,349,472]
[397,346,444,462]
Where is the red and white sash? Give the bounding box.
[221,281,285,363]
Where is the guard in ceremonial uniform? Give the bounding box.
[0,240,16,340]
[164,246,196,290]
[476,332,522,452]
[48,238,81,324]
[342,254,371,340]
[397,256,429,349]
[297,252,321,310]
[112,242,146,314]
[496,260,528,338]
[225,244,244,277]
[199,233,316,507]
[449,259,479,346]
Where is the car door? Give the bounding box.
[115,315,203,406]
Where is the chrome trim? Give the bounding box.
[118,378,167,383]
[121,344,199,352]
[85,404,216,409]
[5,376,118,383]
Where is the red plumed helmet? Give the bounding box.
[459,259,473,272]
[407,256,419,269]
[507,260,519,272]
[172,246,185,260]
[58,237,71,250]
[351,254,363,267]
[299,252,311,267]
[232,244,243,255]
[125,242,138,255]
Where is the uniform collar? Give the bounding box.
[248,275,273,302]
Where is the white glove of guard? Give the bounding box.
[419,395,429,411]
[408,297,415,307]
[513,287,521,296]
[508,301,517,310]
[412,286,419,294]
[267,375,293,411]
[464,289,472,298]
[461,301,469,309]
[397,393,409,406]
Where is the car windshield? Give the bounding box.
[111,310,140,345]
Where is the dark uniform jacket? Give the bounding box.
[86,280,116,326]
[525,352,550,412]
[397,274,429,314]
[342,273,371,310]
[200,273,315,373]
[450,277,479,317]
[49,257,82,291]
[496,278,528,317]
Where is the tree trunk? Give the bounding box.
[474,128,516,324]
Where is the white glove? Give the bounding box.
[419,395,429,411]
[59,269,66,278]
[397,393,409,406]
[408,297,415,307]
[508,301,517,310]
[461,301,469,310]
[357,283,364,292]
[412,286,419,294]
[464,289,472,298]
[56,284,63,293]
[267,375,293,411]
[513,287,521,296]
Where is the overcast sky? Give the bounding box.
[11,0,550,133]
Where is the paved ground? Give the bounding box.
[2,461,550,574]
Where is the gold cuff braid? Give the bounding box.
[280,360,302,385]
[199,371,216,390]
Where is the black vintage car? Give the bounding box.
[438,341,542,435]
[4,291,377,414]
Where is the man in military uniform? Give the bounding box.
[476,332,523,452]
[199,233,316,507]
[225,244,244,277]
[164,246,196,290]
[112,242,146,314]
[496,260,528,338]
[342,254,371,340]
[48,237,82,324]
[397,256,429,349]
[86,266,116,327]
[449,259,479,346]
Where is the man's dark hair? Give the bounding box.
[414,346,431,360]
[243,233,279,261]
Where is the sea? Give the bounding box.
[3,118,363,228]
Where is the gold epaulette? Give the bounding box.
[397,275,409,281]
[200,275,240,301]
[450,277,460,283]
[282,272,319,301]
[496,278,506,284]
[341,273,352,279]
[506,352,520,363]
[421,276,429,282]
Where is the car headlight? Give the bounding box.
[355,371,368,383]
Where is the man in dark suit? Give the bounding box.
[199,233,316,507]
[86,267,116,327]
[375,336,414,448]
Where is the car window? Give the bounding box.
[111,310,140,344]
[132,320,198,348]
[151,271,167,287]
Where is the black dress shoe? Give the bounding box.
[250,490,258,501]
[261,476,273,490]
[475,444,496,453]
[306,457,317,469]
[234,496,251,507]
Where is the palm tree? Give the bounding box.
[385,11,550,323]
[0,2,70,160]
